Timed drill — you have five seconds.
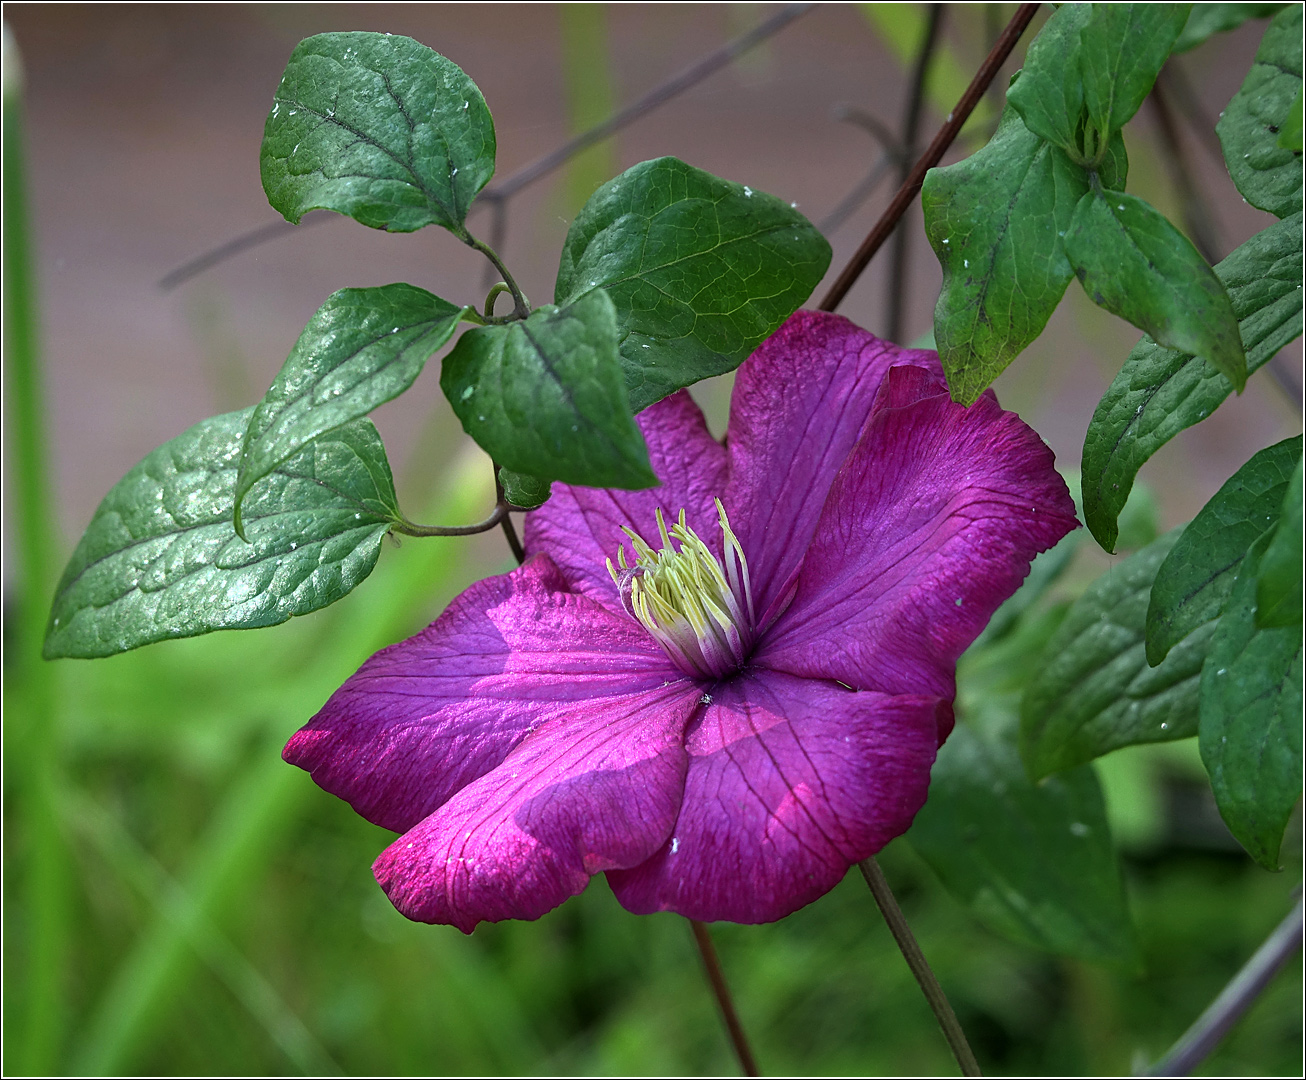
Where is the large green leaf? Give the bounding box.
[1217,5,1304,219]
[1065,187,1246,391]
[1079,4,1189,152]
[1021,530,1216,779]
[234,284,465,536]
[924,105,1125,405]
[1081,212,1303,551]
[1257,454,1304,628]
[1173,3,1286,53]
[908,723,1136,963]
[1199,530,1304,870]
[1006,3,1091,157]
[44,412,399,659]
[554,157,831,412]
[261,32,496,233]
[441,288,655,489]
[1147,437,1300,665]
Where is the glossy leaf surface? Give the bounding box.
[1079,4,1189,148]
[1147,437,1301,664]
[45,412,399,659]
[555,157,831,412]
[1217,5,1304,219]
[1065,188,1246,392]
[441,289,655,489]
[924,105,1125,404]
[1257,454,1304,628]
[1021,531,1215,779]
[1199,531,1303,870]
[1081,213,1303,551]
[261,32,496,233]
[235,284,465,535]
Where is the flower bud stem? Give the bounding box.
[859,857,981,1076]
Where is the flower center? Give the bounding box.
[608,498,756,680]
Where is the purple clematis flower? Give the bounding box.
[285,311,1078,932]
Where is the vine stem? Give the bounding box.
[1148,894,1304,1076]
[819,2,1041,312]
[494,464,527,564]
[885,3,944,344]
[464,234,529,319]
[859,858,981,1077]
[689,920,761,1077]
[391,502,511,539]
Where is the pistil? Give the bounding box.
[608,499,756,680]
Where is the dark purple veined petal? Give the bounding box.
[285,555,688,834]
[722,311,941,627]
[756,363,1078,702]
[608,669,943,923]
[373,677,702,933]
[525,390,728,610]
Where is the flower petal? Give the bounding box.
[373,679,701,933]
[723,311,940,625]
[608,670,943,923]
[757,364,1078,705]
[525,390,728,609]
[284,554,683,834]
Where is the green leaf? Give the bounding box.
[908,723,1136,963]
[260,32,496,233]
[234,284,465,537]
[1065,187,1247,392]
[1257,454,1303,627]
[1081,212,1303,551]
[1021,530,1216,779]
[43,411,399,659]
[1278,84,1304,150]
[1174,3,1286,53]
[1079,4,1190,150]
[1147,437,1301,664]
[441,289,655,489]
[1217,5,1304,219]
[924,105,1126,404]
[1006,3,1091,156]
[499,467,551,510]
[554,157,831,412]
[1199,529,1303,869]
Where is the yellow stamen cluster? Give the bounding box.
[608,499,755,680]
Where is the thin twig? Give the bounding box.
[1148,895,1304,1076]
[480,3,816,203]
[819,106,902,234]
[158,214,328,291]
[689,920,760,1077]
[819,2,1040,313]
[859,858,981,1077]
[886,4,945,344]
[159,5,815,292]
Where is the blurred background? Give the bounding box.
[3,4,1301,1075]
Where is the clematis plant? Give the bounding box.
[28,5,1303,1074]
[285,313,1078,931]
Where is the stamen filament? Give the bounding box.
[607,501,756,679]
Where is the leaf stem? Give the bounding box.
[820,2,1041,312]
[688,920,760,1077]
[391,501,513,538]
[494,464,527,565]
[1148,894,1304,1076]
[464,234,529,319]
[858,858,981,1076]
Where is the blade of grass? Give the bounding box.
[3,29,71,1075]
